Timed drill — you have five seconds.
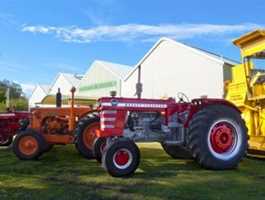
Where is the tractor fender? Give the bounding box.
[184,98,241,127]
[192,98,240,113]
[79,109,100,120]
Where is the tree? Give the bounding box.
[0,87,6,103]
[0,79,23,99]
[0,80,28,111]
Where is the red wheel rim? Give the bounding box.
[113,148,132,169]
[210,122,235,154]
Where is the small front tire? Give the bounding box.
[13,129,45,160]
[102,138,140,177]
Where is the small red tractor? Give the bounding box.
[0,111,30,146]
[94,94,248,177]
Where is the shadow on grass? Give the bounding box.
[1,144,265,200]
[0,144,201,178]
[135,147,201,179]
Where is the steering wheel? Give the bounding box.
[177,92,190,103]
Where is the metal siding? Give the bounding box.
[77,63,121,97]
[123,40,224,99]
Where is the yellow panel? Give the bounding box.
[241,108,253,136]
[226,64,247,105]
[260,109,265,137]
[249,136,265,150]
[233,29,265,57]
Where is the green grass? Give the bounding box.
[1,143,265,200]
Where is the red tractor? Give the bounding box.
[0,112,30,146]
[93,95,248,177]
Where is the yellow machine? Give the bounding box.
[226,29,265,152]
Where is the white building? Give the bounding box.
[49,73,83,96]
[77,60,132,98]
[29,85,50,108]
[122,37,237,99]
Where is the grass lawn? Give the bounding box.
[0,143,265,200]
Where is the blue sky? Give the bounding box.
[0,0,264,95]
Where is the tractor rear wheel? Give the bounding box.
[102,138,140,177]
[75,116,99,159]
[93,137,106,163]
[0,136,13,146]
[187,105,247,169]
[13,129,45,160]
[161,143,192,159]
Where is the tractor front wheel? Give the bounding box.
[102,138,140,177]
[13,129,45,160]
[187,105,247,169]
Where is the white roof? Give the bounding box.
[125,37,238,81]
[50,73,82,89]
[60,73,83,87]
[90,60,132,79]
[29,84,50,99]
[39,85,50,94]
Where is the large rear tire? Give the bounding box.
[13,129,45,160]
[161,143,192,159]
[102,138,140,177]
[75,116,99,159]
[187,105,247,169]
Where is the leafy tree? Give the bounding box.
[0,79,28,111]
[0,88,5,103]
[0,79,23,99]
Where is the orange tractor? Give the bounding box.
[12,87,101,160]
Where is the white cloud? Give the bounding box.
[22,23,262,43]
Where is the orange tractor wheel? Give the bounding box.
[75,116,100,159]
[13,129,45,160]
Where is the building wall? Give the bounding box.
[122,40,225,99]
[29,86,47,108]
[77,64,121,98]
[49,75,73,96]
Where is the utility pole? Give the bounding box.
[136,65,143,99]
[5,87,10,109]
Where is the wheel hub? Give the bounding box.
[19,136,38,155]
[210,122,235,153]
[113,148,132,169]
[115,150,129,166]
